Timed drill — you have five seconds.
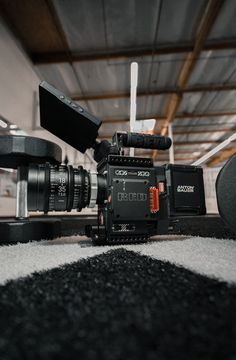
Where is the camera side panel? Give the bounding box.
[94,156,169,244]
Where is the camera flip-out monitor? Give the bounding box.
[39,82,102,153]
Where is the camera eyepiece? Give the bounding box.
[27,164,106,213]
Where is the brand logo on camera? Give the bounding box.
[177,185,195,193]
[115,170,128,176]
[115,170,150,177]
[117,192,147,201]
[137,171,150,177]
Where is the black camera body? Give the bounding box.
[87,155,205,244]
[88,154,169,244]
[26,81,206,244]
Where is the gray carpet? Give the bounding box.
[1,235,236,359]
[1,235,236,284]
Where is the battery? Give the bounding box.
[165,164,206,216]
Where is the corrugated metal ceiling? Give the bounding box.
[53,0,206,49]
[0,0,235,166]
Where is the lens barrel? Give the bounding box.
[28,164,104,213]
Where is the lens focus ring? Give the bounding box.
[28,164,92,213]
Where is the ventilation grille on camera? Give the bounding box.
[108,235,149,244]
[108,155,153,167]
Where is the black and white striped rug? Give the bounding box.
[0,236,236,359]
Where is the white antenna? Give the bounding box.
[192,132,236,166]
[130,62,138,156]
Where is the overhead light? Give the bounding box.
[10,124,17,129]
[0,119,8,128]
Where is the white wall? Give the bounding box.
[0,17,41,130]
[0,17,95,169]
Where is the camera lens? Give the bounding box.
[27,164,105,213]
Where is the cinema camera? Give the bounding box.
[25,82,205,244]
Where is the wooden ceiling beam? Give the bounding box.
[207,144,236,166]
[167,128,235,135]
[174,111,236,119]
[171,128,236,135]
[101,111,236,124]
[31,40,236,64]
[99,128,236,138]
[162,140,236,145]
[153,0,225,159]
[72,83,236,101]
[176,0,225,89]
[173,123,236,128]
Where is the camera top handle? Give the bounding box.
[93,132,171,163]
[113,132,172,151]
